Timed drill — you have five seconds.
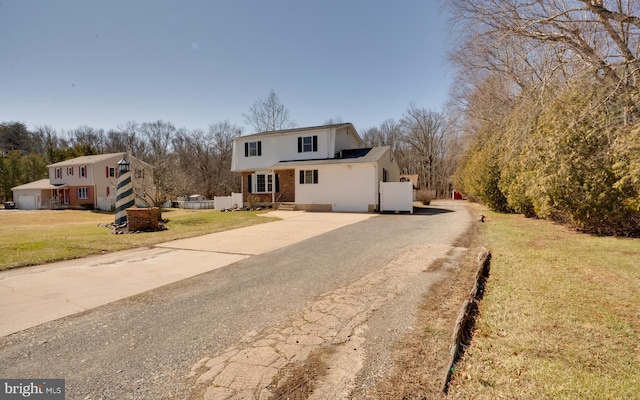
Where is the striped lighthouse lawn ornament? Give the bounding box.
[115,157,135,225]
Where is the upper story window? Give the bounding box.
[80,165,87,178]
[298,135,318,153]
[55,168,62,179]
[244,141,262,157]
[67,167,74,176]
[135,168,145,179]
[106,166,116,178]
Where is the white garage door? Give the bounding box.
[17,195,36,210]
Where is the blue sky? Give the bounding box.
[1,1,453,134]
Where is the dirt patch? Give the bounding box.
[269,346,336,399]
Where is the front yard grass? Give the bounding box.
[447,211,640,399]
[0,208,276,271]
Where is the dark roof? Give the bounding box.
[241,123,353,138]
[338,148,372,159]
[270,146,390,168]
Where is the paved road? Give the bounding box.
[0,200,473,399]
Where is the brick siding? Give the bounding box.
[127,207,159,231]
[242,169,296,206]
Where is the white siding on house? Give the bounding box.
[376,147,400,183]
[296,164,376,212]
[232,128,333,171]
[334,126,363,152]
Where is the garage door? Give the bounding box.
[17,195,36,210]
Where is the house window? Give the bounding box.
[382,168,388,182]
[135,169,144,179]
[250,173,275,193]
[299,169,319,184]
[78,187,89,199]
[80,166,87,178]
[107,166,116,178]
[256,174,266,192]
[298,135,318,152]
[55,168,62,179]
[67,167,74,176]
[245,141,262,157]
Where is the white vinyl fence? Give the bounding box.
[183,200,215,209]
[214,192,243,210]
[379,181,413,213]
[179,193,243,210]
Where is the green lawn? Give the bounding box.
[448,211,640,399]
[0,208,277,270]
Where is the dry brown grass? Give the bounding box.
[269,347,336,399]
[447,211,640,399]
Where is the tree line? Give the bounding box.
[1,90,461,205]
[0,120,242,204]
[446,0,640,237]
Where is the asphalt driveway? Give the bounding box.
[0,200,474,399]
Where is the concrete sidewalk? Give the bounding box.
[0,211,376,337]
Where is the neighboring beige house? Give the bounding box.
[12,153,153,211]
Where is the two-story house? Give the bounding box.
[11,152,153,211]
[230,123,400,212]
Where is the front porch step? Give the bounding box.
[277,203,297,211]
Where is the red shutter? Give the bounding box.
[106,166,109,177]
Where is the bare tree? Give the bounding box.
[67,126,106,153]
[105,121,148,157]
[137,120,179,209]
[173,122,242,198]
[324,117,344,125]
[447,0,640,92]
[400,105,452,196]
[243,90,296,133]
